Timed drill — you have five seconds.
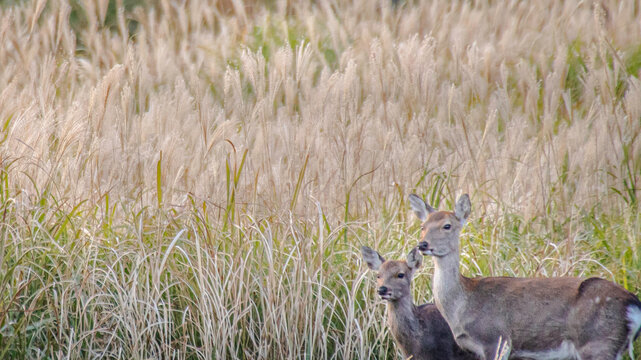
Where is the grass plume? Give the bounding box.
[0,0,640,358]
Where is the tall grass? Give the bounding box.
[0,0,640,358]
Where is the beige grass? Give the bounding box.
[0,0,640,358]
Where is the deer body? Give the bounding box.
[361,246,476,360]
[410,194,641,360]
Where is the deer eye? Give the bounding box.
[376,274,381,279]
[397,273,405,279]
[443,224,451,230]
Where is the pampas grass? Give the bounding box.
[0,0,640,358]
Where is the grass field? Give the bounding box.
[1,0,640,358]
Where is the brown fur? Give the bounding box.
[361,247,476,360]
[410,193,641,360]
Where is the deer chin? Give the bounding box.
[419,248,433,256]
[379,292,396,301]
[431,249,450,257]
[419,248,448,257]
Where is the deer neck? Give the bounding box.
[387,296,420,346]
[432,250,466,321]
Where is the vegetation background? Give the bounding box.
[1,0,640,358]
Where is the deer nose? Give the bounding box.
[377,286,388,296]
[418,241,429,252]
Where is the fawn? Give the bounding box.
[361,246,476,360]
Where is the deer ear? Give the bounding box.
[361,246,385,270]
[455,194,471,225]
[409,194,436,222]
[406,247,423,270]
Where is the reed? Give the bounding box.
[0,0,639,358]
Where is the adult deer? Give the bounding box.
[409,193,641,360]
[361,246,476,360]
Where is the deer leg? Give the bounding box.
[455,333,488,359]
[482,339,510,360]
